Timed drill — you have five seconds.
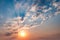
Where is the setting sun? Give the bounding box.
[17,30,30,40]
[18,30,27,38]
[20,30,26,37]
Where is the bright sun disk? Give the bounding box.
[18,30,27,37]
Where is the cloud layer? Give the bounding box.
[0,0,60,40]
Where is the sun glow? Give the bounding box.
[17,30,30,40]
[18,30,27,38]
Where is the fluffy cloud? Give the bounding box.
[1,0,60,40]
[4,0,60,30]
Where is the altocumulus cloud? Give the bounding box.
[0,0,60,40]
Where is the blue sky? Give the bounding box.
[0,0,60,40]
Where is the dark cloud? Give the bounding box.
[5,32,12,36]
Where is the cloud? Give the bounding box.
[30,5,37,12]
[54,3,60,15]
[52,1,60,8]
[1,0,60,40]
[4,0,60,30]
[5,32,12,36]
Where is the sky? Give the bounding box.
[0,0,60,40]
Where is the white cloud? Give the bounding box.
[43,7,52,13]
[39,14,46,21]
[3,0,60,32]
[54,4,60,15]
[30,5,37,12]
[1,0,60,40]
[53,2,58,8]
[25,12,30,17]
[55,11,60,15]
